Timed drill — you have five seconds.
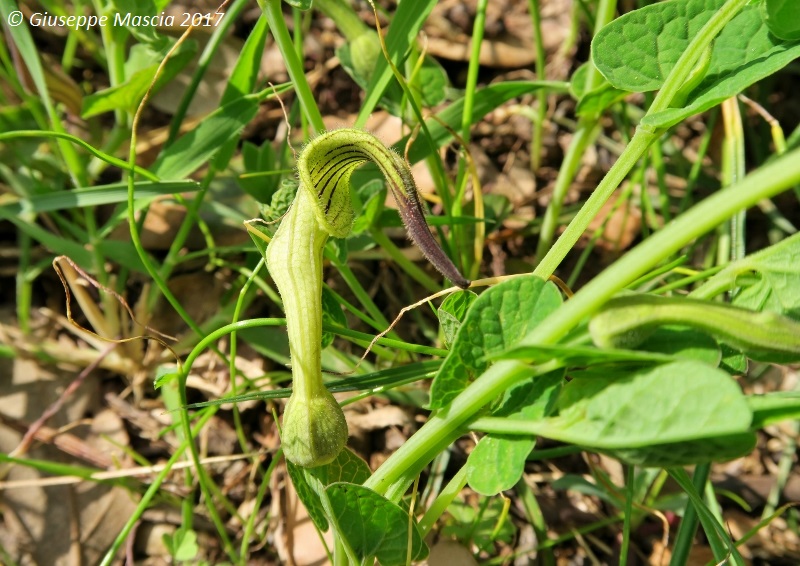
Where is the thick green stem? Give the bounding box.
[528,148,800,346]
[365,360,546,496]
[371,146,800,501]
[535,127,657,277]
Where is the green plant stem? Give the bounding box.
[534,0,616,259]
[90,0,127,128]
[650,142,670,224]
[261,0,325,134]
[147,177,215,312]
[98,409,217,566]
[516,478,555,566]
[326,324,446,357]
[536,127,656,277]
[461,0,487,144]
[722,97,747,263]
[620,465,634,566]
[417,465,468,534]
[669,466,743,565]
[365,360,555,498]
[174,320,291,562]
[0,131,158,180]
[16,232,32,333]
[529,147,800,345]
[451,0,488,278]
[230,259,266,458]
[123,43,275,347]
[763,419,799,518]
[325,251,393,331]
[240,450,281,561]
[528,0,547,171]
[536,123,601,259]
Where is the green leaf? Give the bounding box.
[326,482,428,565]
[350,179,385,234]
[669,468,747,564]
[346,32,383,83]
[482,194,514,233]
[592,0,726,92]
[569,62,591,100]
[309,447,372,485]
[213,14,271,172]
[441,498,516,553]
[0,197,150,272]
[437,290,478,349]
[262,178,300,223]
[286,447,372,532]
[163,527,199,561]
[728,232,800,318]
[321,287,347,349]
[429,275,562,409]
[82,41,197,118]
[245,221,271,260]
[531,361,752,449]
[356,0,439,125]
[635,326,721,366]
[415,55,449,107]
[239,141,278,203]
[575,83,631,119]
[641,6,800,129]
[571,62,630,119]
[286,462,330,531]
[153,365,179,390]
[593,0,800,129]
[748,392,800,428]
[152,96,259,179]
[593,0,727,92]
[466,371,562,496]
[220,15,270,104]
[497,326,720,367]
[0,181,198,215]
[110,0,160,43]
[719,343,748,375]
[763,0,800,41]
[608,432,756,467]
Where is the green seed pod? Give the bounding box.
[349,31,382,82]
[282,387,348,468]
